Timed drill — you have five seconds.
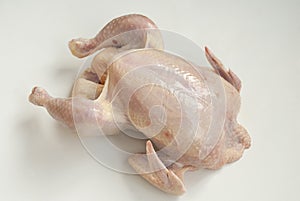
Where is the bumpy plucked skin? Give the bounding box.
[29,14,251,195]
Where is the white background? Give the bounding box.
[1,0,299,200]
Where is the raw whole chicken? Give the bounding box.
[29,14,251,195]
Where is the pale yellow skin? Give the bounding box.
[29,14,251,195]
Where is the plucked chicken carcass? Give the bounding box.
[29,14,251,195]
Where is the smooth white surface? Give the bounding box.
[1,0,299,200]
